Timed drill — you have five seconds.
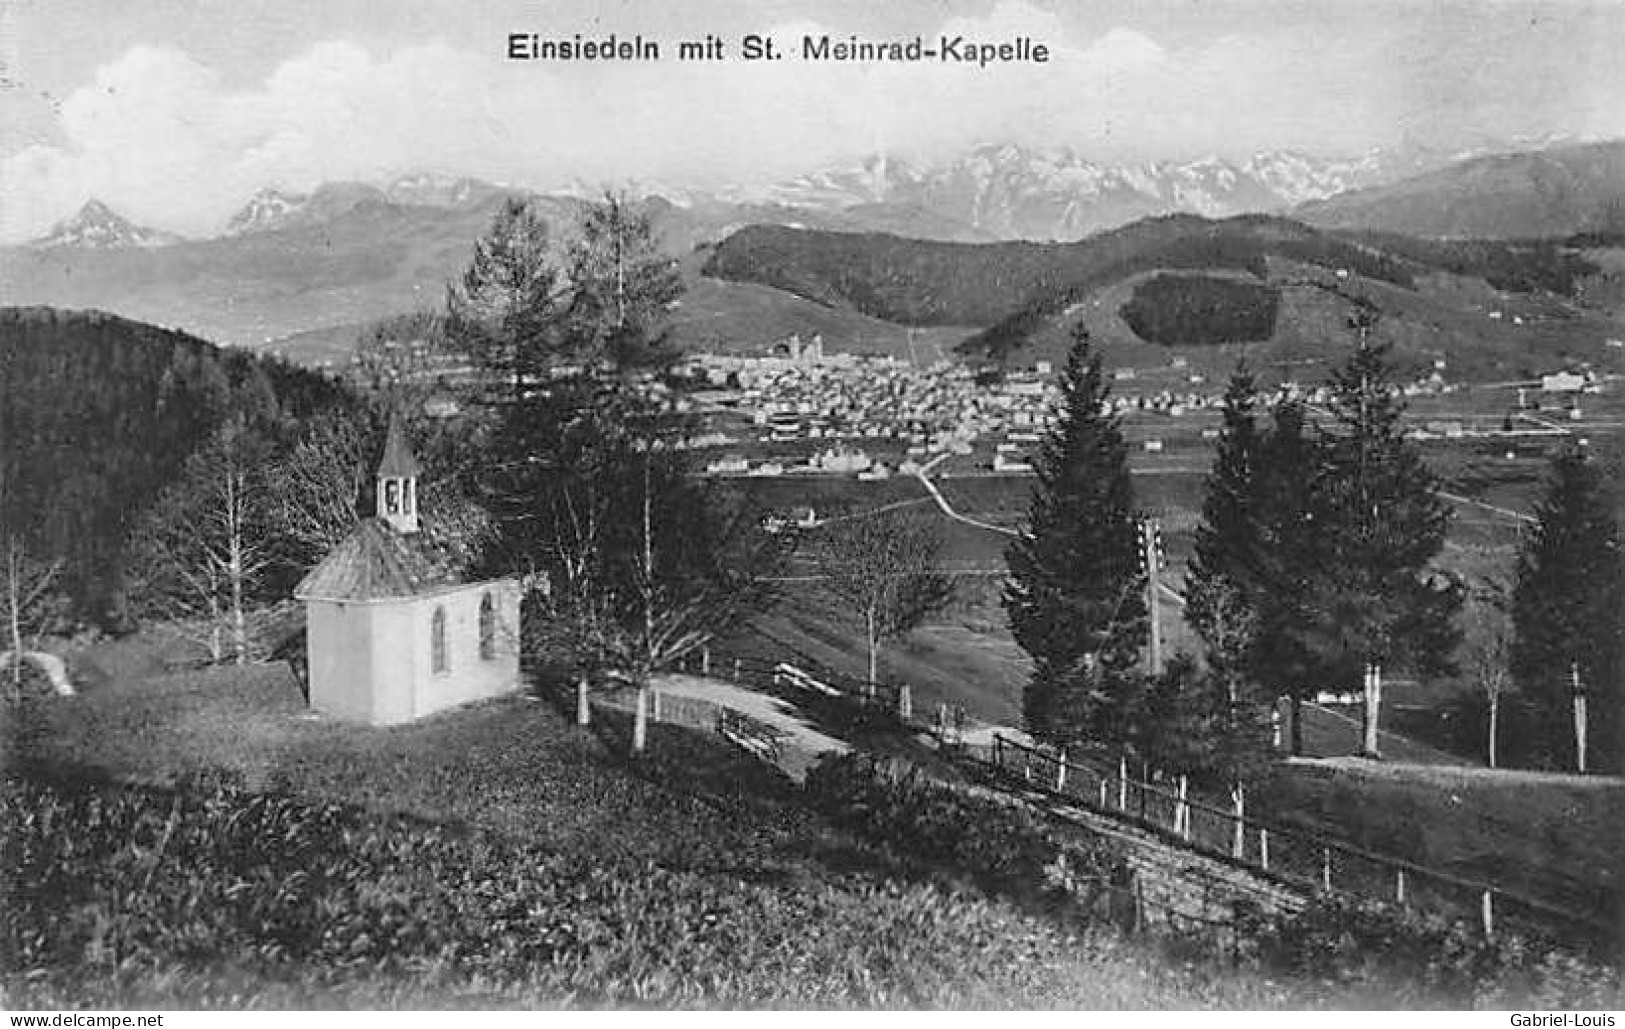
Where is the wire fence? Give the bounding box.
[647,637,1615,956]
[982,733,1615,954]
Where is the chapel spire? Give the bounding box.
[376,415,422,534]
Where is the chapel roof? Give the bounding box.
[294,517,463,602]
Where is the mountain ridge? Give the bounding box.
[1296,140,1625,239]
[23,137,1545,250]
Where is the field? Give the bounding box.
[726,377,1625,725]
[1259,759,1625,927]
[3,665,1513,1009]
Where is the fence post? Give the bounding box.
[1231,784,1245,860]
[1118,757,1128,812]
[1178,775,1190,840]
[898,684,912,721]
[733,658,741,682]
[632,686,648,754]
[1099,779,1108,808]
[651,688,662,722]
[576,677,591,727]
[1056,748,1068,792]
[1481,890,1495,939]
[1134,877,1145,935]
[1321,848,1332,891]
[1259,828,1270,871]
[701,648,711,676]
[1395,868,1407,905]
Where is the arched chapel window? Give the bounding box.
[479,593,496,660]
[431,606,448,673]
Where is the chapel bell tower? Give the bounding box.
[376,416,422,534]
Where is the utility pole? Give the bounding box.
[1141,518,1164,675]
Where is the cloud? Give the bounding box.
[5,0,1616,242]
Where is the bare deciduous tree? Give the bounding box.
[266,412,494,575]
[2,534,64,696]
[126,420,276,664]
[813,509,956,690]
[1467,577,1515,769]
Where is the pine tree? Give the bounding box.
[1187,365,1265,664]
[1136,653,1223,777]
[564,192,683,372]
[1248,400,1329,755]
[1004,327,1146,754]
[1182,363,1278,780]
[444,197,563,403]
[1512,443,1623,772]
[1304,333,1460,757]
[458,195,782,752]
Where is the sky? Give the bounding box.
[3,0,1625,242]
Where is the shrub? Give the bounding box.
[802,753,1122,915]
[1252,894,1623,1006]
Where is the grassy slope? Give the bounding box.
[4,665,1417,1009]
[256,257,978,368]
[1259,760,1625,923]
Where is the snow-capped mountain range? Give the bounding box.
[730,144,1479,240]
[223,175,507,236]
[34,200,183,249]
[20,137,1585,249]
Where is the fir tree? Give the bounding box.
[1247,400,1328,755]
[1183,363,1279,779]
[564,192,684,372]
[1004,327,1146,754]
[1187,365,1264,663]
[1136,653,1222,777]
[1512,443,1623,771]
[444,198,563,403]
[1303,332,1460,757]
[458,195,783,753]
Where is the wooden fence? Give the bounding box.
[983,733,1614,953]
[588,681,789,767]
[672,641,1613,954]
[689,639,969,746]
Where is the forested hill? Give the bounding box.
[0,307,354,625]
[699,215,1415,330]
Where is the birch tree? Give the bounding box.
[1466,579,1514,769]
[126,419,277,664]
[2,536,64,696]
[265,411,492,574]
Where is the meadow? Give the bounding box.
[0,668,1513,1008]
[5,665,1621,1008]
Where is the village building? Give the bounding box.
[294,419,521,725]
